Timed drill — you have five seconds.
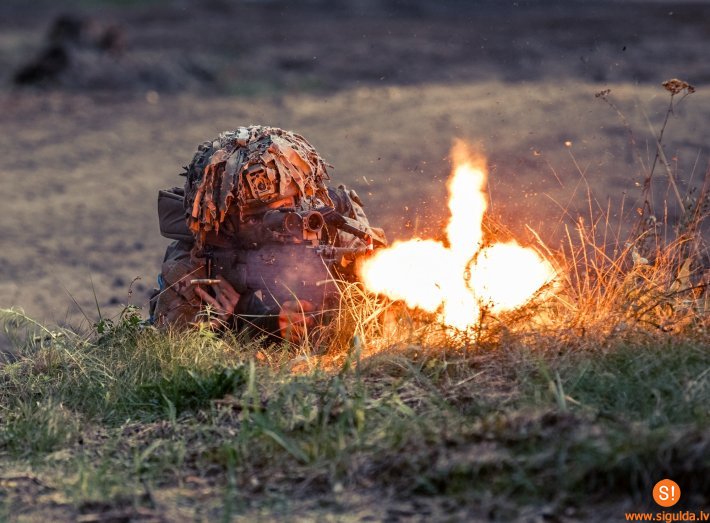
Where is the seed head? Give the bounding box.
[662,78,695,95]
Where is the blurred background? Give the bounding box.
[0,0,708,325]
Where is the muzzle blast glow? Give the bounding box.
[358,141,556,331]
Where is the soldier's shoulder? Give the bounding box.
[163,240,194,263]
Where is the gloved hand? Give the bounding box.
[194,276,241,328]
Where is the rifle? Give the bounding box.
[157,188,385,310]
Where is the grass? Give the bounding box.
[1,81,708,521]
[1,306,708,520]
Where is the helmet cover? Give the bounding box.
[183,126,333,246]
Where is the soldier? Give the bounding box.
[150,126,386,342]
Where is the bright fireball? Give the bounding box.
[358,140,556,331]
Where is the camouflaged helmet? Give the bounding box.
[183,126,333,246]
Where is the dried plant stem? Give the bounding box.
[643,108,685,214]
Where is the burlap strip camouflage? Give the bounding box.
[185,126,333,247]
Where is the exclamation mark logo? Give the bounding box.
[653,479,681,508]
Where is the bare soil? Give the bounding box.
[1,0,709,327]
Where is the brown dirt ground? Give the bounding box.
[1,0,708,328]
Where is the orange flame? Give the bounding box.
[359,140,556,331]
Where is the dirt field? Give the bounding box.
[1,0,709,327]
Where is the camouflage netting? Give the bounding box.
[183,126,333,246]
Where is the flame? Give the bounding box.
[359,140,556,331]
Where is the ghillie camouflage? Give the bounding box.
[184,126,334,247]
[151,126,386,336]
